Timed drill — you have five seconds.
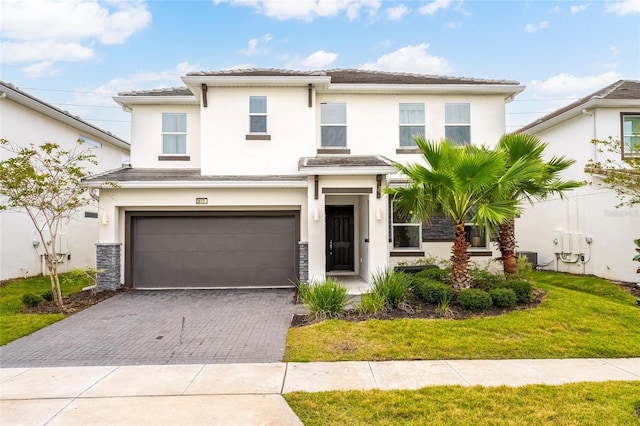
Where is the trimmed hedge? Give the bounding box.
[500,280,533,303]
[457,289,492,311]
[417,279,455,304]
[414,267,451,283]
[22,293,44,308]
[490,287,517,308]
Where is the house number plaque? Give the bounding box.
[196,198,208,205]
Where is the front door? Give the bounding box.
[326,205,354,271]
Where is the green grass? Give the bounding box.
[285,271,640,361]
[284,381,640,426]
[0,275,87,345]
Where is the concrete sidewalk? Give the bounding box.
[1,359,639,425]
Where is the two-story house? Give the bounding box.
[515,80,640,283]
[0,81,130,280]
[85,69,524,290]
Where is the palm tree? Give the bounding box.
[387,138,540,291]
[496,133,583,275]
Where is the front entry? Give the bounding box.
[326,205,354,271]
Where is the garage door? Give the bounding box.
[130,214,297,289]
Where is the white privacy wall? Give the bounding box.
[515,107,640,283]
[0,99,129,280]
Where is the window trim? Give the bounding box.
[445,102,471,146]
[621,112,640,159]
[249,96,268,134]
[399,103,425,148]
[391,201,422,250]
[161,112,187,155]
[320,102,347,148]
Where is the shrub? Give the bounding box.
[22,293,44,308]
[417,279,455,304]
[500,280,534,303]
[489,287,517,308]
[515,256,534,280]
[298,278,349,317]
[414,267,451,283]
[457,289,492,311]
[471,268,505,290]
[358,292,386,315]
[41,290,54,302]
[371,270,412,309]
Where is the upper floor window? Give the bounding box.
[399,103,425,147]
[622,113,640,158]
[162,113,187,154]
[79,136,102,148]
[321,102,347,147]
[445,103,471,145]
[249,96,267,133]
[392,202,421,249]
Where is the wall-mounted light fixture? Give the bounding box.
[101,213,109,225]
[313,208,320,221]
[376,207,382,221]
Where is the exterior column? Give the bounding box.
[95,243,122,291]
[298,241,309,282]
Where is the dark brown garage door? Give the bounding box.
[130,214,297,289]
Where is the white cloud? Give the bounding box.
[610,45,619,56]
[214,0,381,21]
[301,51,339,68]
[360,43,453,74]
[386,4,409,20]
[242,34,272,56]
[1,40,96,63]
[0,0,150,66]
[570,4,589,13]
[527,72,622,98]
[22,61,61,78]
[606,0,640,15]
[419,0,452,15]
[524,20,549,33]
[446,21,461,29]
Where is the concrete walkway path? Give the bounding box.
[1,358,638,425]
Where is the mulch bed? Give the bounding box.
[22,288,127,315]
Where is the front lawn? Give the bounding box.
[284,381,640,426]
[285,272,640,361]
[0,275,86,345]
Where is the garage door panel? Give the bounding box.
[132,215,296,288]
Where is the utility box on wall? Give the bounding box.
[553,231,583,255]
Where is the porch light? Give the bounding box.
[376,207,382,221]
[313,208,320,221]
[101,213,109,225]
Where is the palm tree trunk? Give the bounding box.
[498,218,518,276]
[450,222,472,291]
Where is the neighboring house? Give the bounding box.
[0,81,130,280]
[84,69,523,290]
[515,80,640,283]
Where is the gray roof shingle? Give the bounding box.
[299,155,395,170]
[83,168,307,183]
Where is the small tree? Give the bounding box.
[0,139,97,311]
[586,136,640,207]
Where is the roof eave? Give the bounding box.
[1,84,130,151]
[299,166,397,176]
[519,98,640,134]
[322,83,525,100]
[182,75,332,90]
[113,95,199,109]
[83,180,308,189]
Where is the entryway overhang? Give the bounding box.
[298,155,396,176]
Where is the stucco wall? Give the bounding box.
[516,107,640,283]
[0,98,129,280]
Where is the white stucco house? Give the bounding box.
[515,80,640,283]
[0,81,130,281]
[84,69,524,290]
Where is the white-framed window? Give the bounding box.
[399,103,425,147]
[321,102,347,147]
[79,136,102,148]
[392,202,421,249]
[249,96,267,133]
[465,223,487,249]
[622,113,640,158]
[445,103,471,145]
[162,113,187,154]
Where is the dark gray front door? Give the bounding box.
[131,214,297,288]
[326,205,354,271]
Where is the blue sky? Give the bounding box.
[1,0,639,141]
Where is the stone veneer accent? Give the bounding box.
[298,241,309,282]
[96,243,122,291]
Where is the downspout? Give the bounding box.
[582,108,596,161]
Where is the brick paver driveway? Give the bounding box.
[1,289,304,367]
